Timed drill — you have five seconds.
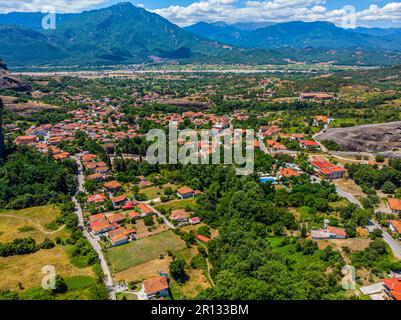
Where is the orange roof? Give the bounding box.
[16,135,36,141]
[90,220,112,233]
[82,154,97,162]
[109,232,128,244]
[87,193,107,203]
[389,220,401,234]
[111,195,127,203]
[383,278,401,300]
[104,180,122,190]
[196,234,210,243]
[144,276,169,295]
[177,186,194,195]
[128,211,141,219]
[89,213,107,223]
[87,173,104,180]
[107,213,126,224]
[280,168,300,178]
[315,116,328,123]
[171,209,189,221]
[300,140,320,147]
[328,226,347,237]
[95,166,109,173]
[388,198,401,212]
[138,203,154,215]
[52,152,70,160]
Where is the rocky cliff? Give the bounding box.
[0,59,31,92]
[0,60,32,157]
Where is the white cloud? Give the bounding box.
[153,0,401,27]
[0,0,108,13]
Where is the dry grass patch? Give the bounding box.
[316,238,372,252]
[0,247,94,291]
[180,223,219,239]
[114,257,172,284]
[333,179,366,201]
[0,205,68,242]
[171,269,211,300]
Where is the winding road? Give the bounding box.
[72,155,116,300]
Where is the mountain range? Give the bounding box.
[184,21,401,51]
[1,2,401,68]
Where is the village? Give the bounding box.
[4,83,400,301]
[0,61,400,302]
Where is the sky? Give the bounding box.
[1,0,401,27]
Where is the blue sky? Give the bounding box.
[2,1,401,27]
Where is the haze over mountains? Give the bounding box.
[1,2,401,68]
[184,20,401,50]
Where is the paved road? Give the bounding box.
[382,231,401,260]
[72,156,116,300]
[335,187,362,207]
[313,126,328,153]
[152,206,176,230]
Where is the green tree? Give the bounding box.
[169,258,187,283]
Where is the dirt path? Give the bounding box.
[205,256,214,287]
[0,214,65,234]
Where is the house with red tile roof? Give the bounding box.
[53,152,70,160]
[144,276,169,299]
[310,157,345,180]
[128,211,141,220]
[87,193,107,204]
[89,213,107,224]
[170,209,189,222]
[111,195,128,207]
[107,213,126,224]
[121,200,135,210]
[266,140,287,151]
[90,220,114,235]
[87,173,105,181]
[107,227,135,247]
[82,153,97,162]
[383,278,401,300]
[300,139,320,149]
[177,186,195,199]
[15,135,37,145]
[95,166,109,174]
[189,217,201,225]
[388,198,401,214]
[311,226,347,239]
[138,203,155,216]
[389,220,401,235]
[104,180,122,192]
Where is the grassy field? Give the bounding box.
[106,230,186,273]
[0,205,68,243]
[139,183,177,200]
[155,198,197,212]
[0,247,94,292]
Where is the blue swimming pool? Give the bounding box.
[259,177,277,184]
